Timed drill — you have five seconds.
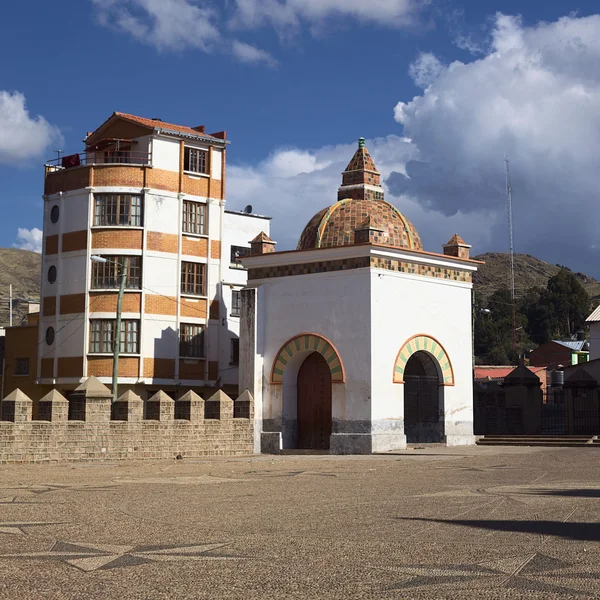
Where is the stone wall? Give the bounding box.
[0,377,254,464]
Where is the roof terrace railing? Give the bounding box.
[44,151,152,171]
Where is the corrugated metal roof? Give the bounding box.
[553,340,587,351]
[587,305,600,322]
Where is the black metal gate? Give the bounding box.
[404,375,442,443]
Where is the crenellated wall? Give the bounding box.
[0,377,253,463]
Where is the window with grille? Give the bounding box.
[184,147,208,174]
[180,324,205,358]
[94,194,142,226]
[230,245,250,265]
[91,256,141,289]
[15,358,29,375]
[230,338,239,366]
[182,201,207,235]
[180,262,206,296]
[231,290,241,316]
[89,319,139,354]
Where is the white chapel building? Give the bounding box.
[240,138,480,454]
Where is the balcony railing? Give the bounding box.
[45,151,152,171]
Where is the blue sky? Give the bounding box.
[2,1,600,278]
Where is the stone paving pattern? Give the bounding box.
[2,446,600,598]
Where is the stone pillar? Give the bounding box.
[146,391,174,421]
[249,232,276,255]
[1,389,33,422]
[234,389,253,419]
[206,390,233,420]
[38,390,69,422]
[69,376,112,422]
[176,390,204,421]
[240,286,263,453]
[112,390,143,422]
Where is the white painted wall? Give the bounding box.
[257,268,373,426]
[591,322,600,361]
[370,270,474,446]
[145,192,180,234]
[151,136,180,172]
[212,149,222,180]
[220,210,271,387]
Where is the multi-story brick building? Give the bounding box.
[39,112,270,399]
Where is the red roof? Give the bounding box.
[474,365,546,380]
[114,112,211,138]
[87,112,227,146]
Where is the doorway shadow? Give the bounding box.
[399,517,600,542]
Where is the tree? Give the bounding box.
[524,270,590,343]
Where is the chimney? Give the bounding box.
[250,232,276,256]
[443,234,471,259]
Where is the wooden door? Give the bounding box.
[297,352,332,449]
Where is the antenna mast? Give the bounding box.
[505,155,517,352]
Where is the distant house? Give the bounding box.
[474,365,548,394]
[586,305,600,361]
[528,339,589,370]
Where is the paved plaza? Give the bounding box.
[1,447,600,598]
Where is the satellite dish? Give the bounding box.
[244,205,253,214]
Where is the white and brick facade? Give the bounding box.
[39,112,270,399]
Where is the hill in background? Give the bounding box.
[0,248,41,328]
[473,252,600,303]
[0,248,599,329]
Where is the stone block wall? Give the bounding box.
[0,377,254,463]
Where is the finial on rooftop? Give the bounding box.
[358,137,365,148]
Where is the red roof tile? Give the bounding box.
[474,365,546,380]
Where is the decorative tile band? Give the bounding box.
[248,256,472,283]
[271,333,345,385]
[393,334,454,385]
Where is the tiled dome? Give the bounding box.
[297,138,423,251]
[297,198,423,251]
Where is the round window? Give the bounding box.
[45,327,55,346]
[48,265,57,284]
[50,205,59,223]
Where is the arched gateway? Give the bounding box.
[393,335,455,443]
[270,334,344,450]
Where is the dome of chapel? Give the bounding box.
[297,138,423,251]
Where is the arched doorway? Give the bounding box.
[404,351,444,443]
[297,352,332,449]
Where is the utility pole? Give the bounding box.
[91,256,128,403]
[112,257,129,405]
[9,284,12,327]
[505,155,517,354]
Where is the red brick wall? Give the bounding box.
[60,294,86,315]
[146,232,178,253]
[89,292,141,313]
[57,357,84,378]
[43,296,56,317]
[180,298,207,319]
[143,358,175,379]
[91,230,143,250]
[144,294,177,316]
[87,356,140,378]
[182,236,208,257]
[62,230,88,253]
[45,235,59,255]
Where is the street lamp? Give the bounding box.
[90,255,129,404]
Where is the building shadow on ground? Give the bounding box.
[517,488,600,498]
[399,517,600,542]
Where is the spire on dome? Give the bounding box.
[337,138,384,202]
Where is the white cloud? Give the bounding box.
[91,0,221,52]
[229,0,426,33]
[227,136,488,253]
[0,91,62,164]
[392,12,600,273]
[409,52,444,88]
[228,13,600,276]
[14,228,43,253]
[231,41,278,67]
[92,0,427,63]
